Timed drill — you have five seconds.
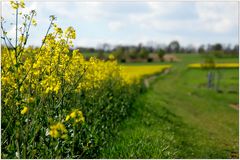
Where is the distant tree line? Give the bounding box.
[74,40,239,62]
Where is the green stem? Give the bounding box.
[15,7,18,62]
[72,126,76,158]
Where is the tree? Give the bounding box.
[102,43,111,52]
[198,45,205,53]
[168,40,180,53]
[210,43,224,58]
[233,44,239,55]
[128,47,138,59]
[223,44,232,54]
[137,43,142,53]
[112,46,125,61]
[139,47,149,59]
[212,43,222,51]
[157,48,165,61]
[179,47,185,53]
[97,43,111,53]
[97,49,105,59]
[185,44,196,54]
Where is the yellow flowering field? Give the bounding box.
[1,1,141,158]
[121,65,171,79]
[2,1,170,159]
[188,63,239,69]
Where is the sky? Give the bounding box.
[1,0,239,48]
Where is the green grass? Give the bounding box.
[100,54,239,158]
[81,52,110,58]
[81,52,98,57]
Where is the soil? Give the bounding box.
[144,68,171,88]
[229,103,239,110]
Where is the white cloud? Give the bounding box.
[74,33,188,48]
[128,1,184,30]
[41,1,106,22]
[2,1,238,47]
[195,1,238,33]
[2,2,12,18]
[147,1,182,15]
[108,21,125,31]
[74,37,128,48]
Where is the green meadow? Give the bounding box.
[100,54,239,158]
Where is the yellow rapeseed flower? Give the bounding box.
[32,19,37,26]
[10,0,25,9]
[27,97,35,103]
[66,109,85,124]
[49,129,60,138]
[56,122,67,133]
[10,1,18,9]
[75,116,85,123]
[49,122,67,139]
[65,115,70,121]
[21,106,29,115]
[70,111,76,118]
[19,0,25,8]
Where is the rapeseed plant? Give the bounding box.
[2,0,140,158]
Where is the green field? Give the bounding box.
[2,1,238,158]
[100,54,239,158]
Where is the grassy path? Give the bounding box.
[100,55,239,158]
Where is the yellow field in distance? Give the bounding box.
[188,63,239,69]
[121,65,171,79]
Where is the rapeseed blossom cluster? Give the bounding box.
[10,0,25,9]
[49,122,68,139]
[65,109,85,124]
[2,0,139,158]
